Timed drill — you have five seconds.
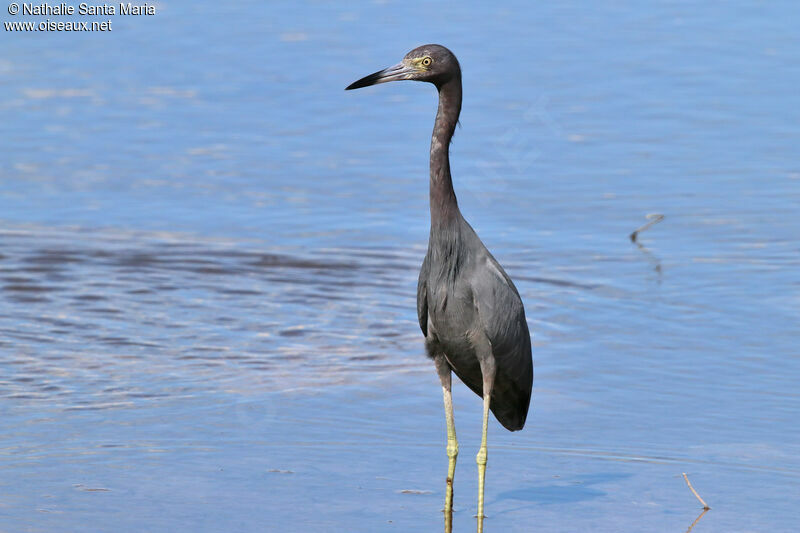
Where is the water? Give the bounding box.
[2,1,799,531]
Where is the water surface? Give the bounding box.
[2,1,799,532]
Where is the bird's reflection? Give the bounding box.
[443,499,453,533]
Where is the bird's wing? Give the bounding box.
[416,253,430,337]
[476,254,528,358]
[477,253,529,359]
[472,252,533,430]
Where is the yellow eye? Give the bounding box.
[421,57,433,67]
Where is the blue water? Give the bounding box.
[2,2,799,532]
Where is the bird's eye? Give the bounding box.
[422,57,433,67]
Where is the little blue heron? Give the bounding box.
[346,44,533,533]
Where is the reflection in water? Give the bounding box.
[685,508,709,533]
[630,214,664,279]
[681,473,711,533]
[442,450,454,533]
[498,472,630,506]
[444,497,452,533]
[632,239,663,279]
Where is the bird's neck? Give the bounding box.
[429,76,462,228]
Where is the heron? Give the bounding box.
[346,44,533,533]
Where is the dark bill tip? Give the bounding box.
[345,69,387,90]
[345,63,411,91]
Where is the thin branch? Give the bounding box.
[682,472,710,510]
[630,214,664,242]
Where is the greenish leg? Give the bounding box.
[476,358,495,533]
[435,355,458,533]
[442,379,458,533]
[475,392,491,533]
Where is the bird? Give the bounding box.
[346,44,533,533]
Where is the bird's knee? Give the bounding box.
[446,440,458,458]
[476,446,487,466]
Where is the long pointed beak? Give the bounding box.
[345,62,416,90]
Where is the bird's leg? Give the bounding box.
[476,355,496,533]
[434,354,457,533]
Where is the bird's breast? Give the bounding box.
[427,279,477,352]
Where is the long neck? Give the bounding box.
[429,76,462,227]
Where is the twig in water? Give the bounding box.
[682,472,710,510]
[630,214,664,242]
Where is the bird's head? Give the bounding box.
[345,44,461,91]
